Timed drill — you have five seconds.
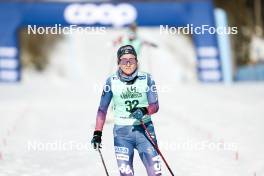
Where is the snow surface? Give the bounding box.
[0,28,264,176]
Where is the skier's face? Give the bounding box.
[119,54,137,75]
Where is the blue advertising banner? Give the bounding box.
[0,1,222,82]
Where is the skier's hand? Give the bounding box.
[129,107,148,121]
[91,130,102,150]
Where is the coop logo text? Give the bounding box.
[64,3,137,27]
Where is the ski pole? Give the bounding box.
[98,147,110,176]
[140,121,175,176]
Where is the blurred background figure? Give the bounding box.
[113,22,158,56]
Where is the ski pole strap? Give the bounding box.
[140,121,175,176]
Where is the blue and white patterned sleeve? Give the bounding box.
[95,77,113,131]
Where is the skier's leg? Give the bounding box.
[136,122,162,176]
[114,126,135,176]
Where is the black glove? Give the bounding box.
[129,107,148,121]
[91,130,102,149]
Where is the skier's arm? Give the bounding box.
[95,78,112,131]
[146,74,159,115]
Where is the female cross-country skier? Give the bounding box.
[113,22,157,56]
[91,45,162,176]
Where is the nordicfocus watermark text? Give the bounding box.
[27,24,106,35]
[27,140,237,152]
[93,83,171,94]
[28,140,91,151]
[160,24,238,35]
[159,140,238,152]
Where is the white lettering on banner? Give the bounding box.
[64,3,137,27]
[199,58,219,69]
[197,47,218,57]
[200,70,221,81]
[0,47,17,57]
[0,59,18,69]
[0,70,18,81]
